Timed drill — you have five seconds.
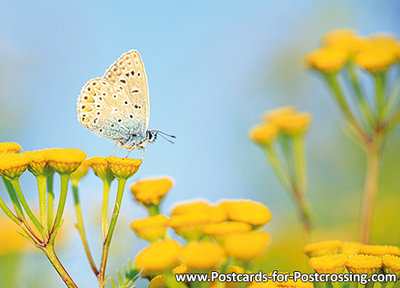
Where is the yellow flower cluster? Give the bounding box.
[250,106,312,145]
[129,179,272,286]
[306,29,400,73]
[305,240,400,276]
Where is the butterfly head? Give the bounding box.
[147,130,176,144]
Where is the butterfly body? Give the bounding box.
[77,50,158,151]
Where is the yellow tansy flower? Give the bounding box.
[130,215,168,242]
[322,29,368,54]
[359,244,400,257]
[341,241,362,255]
[134,239,181,276]
[346,254,382,274]
[87,157,114,181]
[354,44,397,72]
[23,150,51,176]
[309,254,348,273]
[0,142,22,154]
[179,241,225,271]
[219,200,271,227]
[148,275,167,288]
[303,240,342,257]
[224,231,270,261]
[106,156,142,179]
[262,106,297,124]
[171,200,213,216]
[168,209,226,241]
[172,263,189,274]
[130,177,174,206]
[279,112,312,134]
[382,255,400,278]
[203,221,252,239]
[70,160,90,186]
[305,47,348,72]
[47,148,87,174]
[0,153,30,179]
[248,281,276,288]
[249,124,278,145]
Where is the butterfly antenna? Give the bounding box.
[153,130,176,144]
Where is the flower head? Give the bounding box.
[322,29,368,54]
[148,275,167,288]
[359,244,400,257]
[303,240,342,257]
[171,200,213,216]
[130,177,173,206]
[263,106,297,123]
[179,241,225,271]
[87,157,114,182]
[168,208,226,241]
[23,150,52,176]
[0,153,30,179]
[106,156,142,179]
[223,231,270,261]
[134,239,181,277]
[346,254,382,274]
[354,42,398,72]
[70,160,90,186]
[47,148,87,175]
[130,215,168,242]
[219,200,271,227]
[203,221,252,239]
[249,124,278,145]
[309,254,348,273]
[305,47,348,73]
[278,112,312,134]
[382,255,400,278]
[340,242,362,255]
[0,142,22,154]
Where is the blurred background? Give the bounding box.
[1,0,400,287]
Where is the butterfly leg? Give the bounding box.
[110,142,118,156]
[124,146,135,158]
[141,147,146,161]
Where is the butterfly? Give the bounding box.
[77,50,175,157]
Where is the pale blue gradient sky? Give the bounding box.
[0,1,399,287]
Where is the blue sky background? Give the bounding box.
[1,1,400,287]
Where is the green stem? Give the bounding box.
[324,73,369,142]
[52,174,70,232]
[101,179,112,240]
[374,72,387,122]
[36,175,48,232]
[1,176,25,220]
[42,245,78,288]
[147,204,160,216]
[47,173,55,231]
[10,178,46,239]
[98,178,127,287]
[292,133,307,194]
[347,62,375,129]
[360,142,380,244]
[72,184,99,276]
[382,77,400,119]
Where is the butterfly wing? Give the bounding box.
[77,78,145,144]
[103,50,150,133]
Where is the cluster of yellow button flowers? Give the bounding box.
[249,106,312,235]
[0,142,142,288]
[304,240,400,288]
[128,178,272,287]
